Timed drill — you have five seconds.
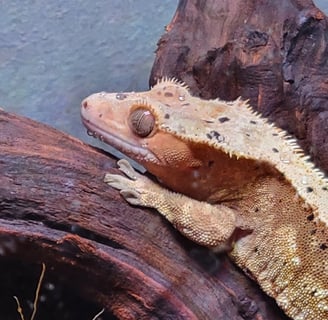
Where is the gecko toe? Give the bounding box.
[117,159,138,180]
[120,189,142,206]
[104,173,129,190]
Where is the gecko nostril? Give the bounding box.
[82,100,88,109]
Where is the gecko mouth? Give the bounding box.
[81,117,158,163]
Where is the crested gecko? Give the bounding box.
[81,79,328,320]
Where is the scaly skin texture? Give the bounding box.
[81,79,328,320]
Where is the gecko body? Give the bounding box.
[81,79,328,319]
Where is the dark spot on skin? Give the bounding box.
[254,247,258,253]
[208,160,214,167]
[323,186,328,191]
[310,229,316,235]
[164,113,170,119]
[254,207,259,212]
[306,187,314,193]
[99,114,103,118]
[181,103,190,106]
[272,133,278,136]
[307,213,314,221]
[310,289,318,297]
[320,243,328,250]
[164,92,174,97]
[218,116,230,123]
[206,130,224,142]
[272,147,279,153]
[246,133,250,137]
[157,91,161,95]
[250,120,257,124]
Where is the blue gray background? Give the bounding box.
[0,1,327,147]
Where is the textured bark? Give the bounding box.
[0,109,287,319]
[150,0,328,174]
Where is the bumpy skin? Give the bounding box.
[81,79,328,320]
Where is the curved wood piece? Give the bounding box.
[0,109,287,319]
[150,0,328,173]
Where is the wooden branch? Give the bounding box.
[0,109,287,319]
[150,0,328,173]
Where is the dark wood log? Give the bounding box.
[150,0,328,174]
[0,109,287,319]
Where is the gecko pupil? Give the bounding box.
[129,108,155,137]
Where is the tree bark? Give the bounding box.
[150,0,328,174]
[0,109,287,319]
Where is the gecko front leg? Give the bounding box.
[104,159,238,248]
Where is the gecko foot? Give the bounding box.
[104,159,152,206]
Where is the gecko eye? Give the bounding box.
[129,108,155,137]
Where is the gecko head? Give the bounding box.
[81,91,158,163]
[81,85,202,169]
[81,79,195,168]
[81,80,275,200]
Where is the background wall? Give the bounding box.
[0,1,177,145]
[0,1,327,147]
